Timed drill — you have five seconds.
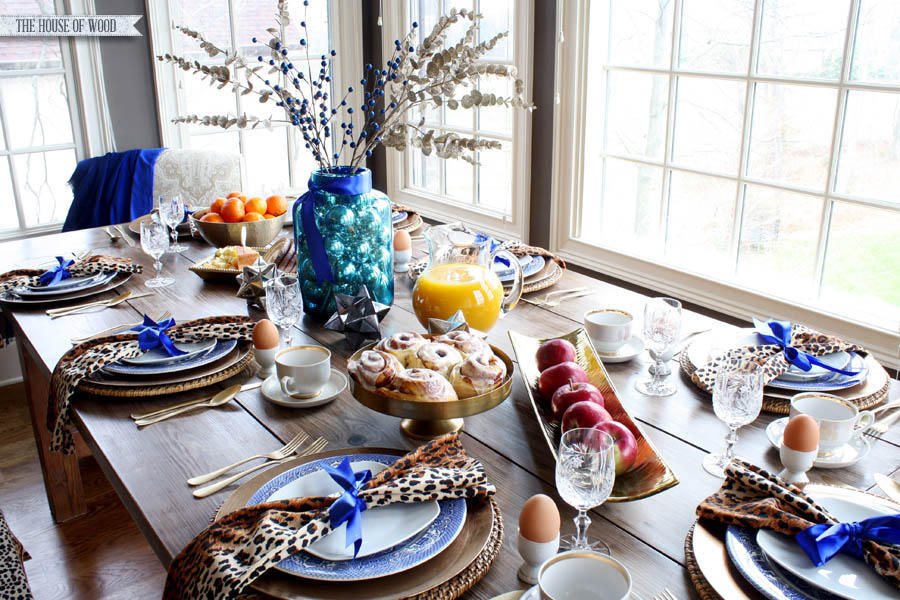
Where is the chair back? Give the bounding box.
[152,149,241,207]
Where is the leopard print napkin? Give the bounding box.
[0,510,32,600]
[48,315,254,454]
[163,434,495,600]
[0,255,142,294]
[697,459,900,590]
[691,324,862,392]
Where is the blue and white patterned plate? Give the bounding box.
[20,272,115,296]
[494,255,545,282]
[121,338,217,365]
[247,453,467,581]
[104,339,236,375]
[392,210,408,224]
[766,353,868,392]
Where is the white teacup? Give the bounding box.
[276,345,331,399]
[538,550,632,600]
[789,392,874,454]
[585,309,633,354]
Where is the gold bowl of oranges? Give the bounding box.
[191,192,289,248]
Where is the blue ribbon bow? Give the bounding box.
[298,167,372,285]
[322,457,372,558]
[796,514,900,566]
[752,318,860,377]
[128,315,186,357]
[473,233,510,267]
[39,256,75,287]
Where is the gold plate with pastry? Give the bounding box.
[188,237,289,281]
[348,334,514,440]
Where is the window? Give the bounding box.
[0,0,101,239]
[381,0,533,240]
[149,0,362,192]
[552,0,900,361]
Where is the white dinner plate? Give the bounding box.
[20,272,115,297]
[25,271,104,292]
[757,493,900,600]
[264,459,440,561]
[120,338,217,365]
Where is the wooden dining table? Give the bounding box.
[2,223,898,599]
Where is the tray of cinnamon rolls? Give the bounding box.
[347,330,514,420]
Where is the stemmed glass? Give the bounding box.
[265,274,303,347]
[703,362,763,478]
[158,195,188,252]
[555,427,616,554]
[635,297,682,397]
[140,217,174,288]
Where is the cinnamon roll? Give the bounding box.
[382,368,458,403]
[435,330,489,357]
[407,342,463,378]
[348,350,404,391]
[449,351,507,398]
[375,331,427,366]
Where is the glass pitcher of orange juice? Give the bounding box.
[412,223,523,331]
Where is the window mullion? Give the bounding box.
[0,95,28,229]
[659,0,682,253]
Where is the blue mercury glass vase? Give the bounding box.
[293,167,394,320]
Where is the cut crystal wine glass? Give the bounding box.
[635,297,682,397]
[140,217,174,288]
[265,274,302,347]
[159,195,187,252]
[703,362,763,478]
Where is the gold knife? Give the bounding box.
[130,380,262,420]
[874,473,900,504]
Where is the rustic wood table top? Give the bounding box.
[2,224,898,600]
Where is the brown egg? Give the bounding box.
[393,229,412,252]
[783,414,819,452]
[252,319,279,350]
[519,494,560,543]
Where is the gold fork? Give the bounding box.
[523,286,587,305]
[521,289,595,308]
[652,589,679,600]
[47,291,152,317]
[192,436,328,498]
[187,431,311,486]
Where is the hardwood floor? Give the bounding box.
[1,383,165,599]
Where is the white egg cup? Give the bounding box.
[393,248,412,273]
[778,444,818,485]
[254,346,278,379]
[517,530,560,585]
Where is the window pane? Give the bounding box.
[737,186,822,297]
[289,127,320,188]
[666,170,736,274]
[410,151,441,195]
[835,89,900,204]
[0,158,18,231]
[445,156,474,203]
[175,0,232,55]
[242,127,290,192]
[478,0,512,61]
[477,143,511,213]
[182,73,239,133]
[0,75,75,149]
[747,83,837,189]
[13,149,75,227]
[850,0,900,84]
[606,0,674,69]
[579,158,663,253]
[603,71,669,161]
[671,77,745,174]
[822,202,900,324]
[678,0,753,74]
[756,0,849,80]
[0,1,61,70]
[233,0,277,56]
[189,131,239,155]
[444,100,473,130]
[476,76,512,138]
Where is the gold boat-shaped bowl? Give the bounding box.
[348,336,514,440]
[188,238,289,281]
[508,327,678,502]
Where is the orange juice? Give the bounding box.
[412,263,505,331]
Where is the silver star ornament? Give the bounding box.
[236,259,276,309]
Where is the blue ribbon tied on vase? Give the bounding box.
[128,315,187,358]
[796,514,900,566]
[752,318,860,377]
[299,167,372,285]
[39,256,75,286]
[322,457,372,558]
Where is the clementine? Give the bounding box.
[265,195,288,216]
[209,197,226,214]
[227,191,242,198]
[220,197,246,223]
[263,213,276,219]
[245,196,268,215]
[200,212,224,223]
[242,212,265,222]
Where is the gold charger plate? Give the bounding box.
[0,272,133,306]
[348,336,514,439]
[508,328,679,502]
[215,447,500,600]
[188,237,290,281]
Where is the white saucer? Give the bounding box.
[517,586,639,599]
[592,336,644,363]
[766,417,871,469]
[261,369,347,408]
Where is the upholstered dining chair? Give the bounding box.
[152,148,242,209]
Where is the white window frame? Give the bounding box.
[147,0,362,190]
[0,0,114,241]
[380,0,534,241]
[550,0,900,364]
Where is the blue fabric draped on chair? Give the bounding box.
[63,148,166,232]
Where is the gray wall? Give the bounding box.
[95,0,161,151]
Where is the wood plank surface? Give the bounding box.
[3,223,898,599]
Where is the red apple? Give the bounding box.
[538,361,588,400]
[536,339,577,372]
[561,401,613,433]
[551,381,605,421]
[593,421,638,475]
